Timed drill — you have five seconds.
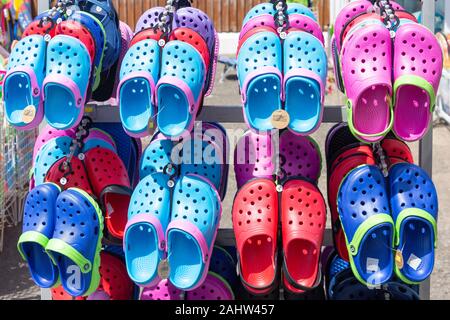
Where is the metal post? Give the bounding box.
[37,0,52,301]
[418,0,435,301]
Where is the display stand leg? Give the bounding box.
[418,0,435,301]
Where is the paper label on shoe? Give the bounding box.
[106,203,114,216]
[385,94,392,107]
[147,117,156,136]
[271,110,290,129]
[407,254,422,271]
[22,105,36,124]
[395,249,404,270]
[366,257,380,273]
[158,259,170,280]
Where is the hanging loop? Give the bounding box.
[38,0,75,35]
[155,0,184,43]
[57,116,92,182]
[163,163,179,188]
[372,142,390,178]
[376,0,400,31]
[270,0,290,35]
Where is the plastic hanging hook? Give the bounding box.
[270,0,289,36]
[39,0,76,38]
[163,163,179,188]
[273,154,288,192]
[58,159,74,185]
[372,142,390,177]
[155,0,184,46]
[57,116,92,185]
[376,0,400,33]
[38,16,55,39]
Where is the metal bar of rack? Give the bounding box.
[38,0,436,300]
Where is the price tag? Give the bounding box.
[147,117,157,136]
[22,105,36,124]
[386,94,392,106]
[366,257,380,273]
[271,110,290,129]
[407,253,422,271]
[11,40,18,50]
[158,259,170,280]
[395,249,404,270]
[106,203,114,216]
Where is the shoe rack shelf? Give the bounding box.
[38,0,435,300]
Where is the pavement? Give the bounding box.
[1,64,449,300]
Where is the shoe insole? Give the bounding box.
[241,235,275,289]
[125,223,158,284]
[394,85,430,141]
[168,230,203,290]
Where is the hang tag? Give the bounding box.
[147,117,157,136]
[22,105,36,124]
[271,110,290,129]
[395,249,404,270]
[385,94,392,106]
[10,40,18,50]
[106,203,114,216]
[407,254,422,271]
[158,259,170,279]
[366,257,380,273]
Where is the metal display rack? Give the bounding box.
[0,103,37,252]
[38,0,436,300]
